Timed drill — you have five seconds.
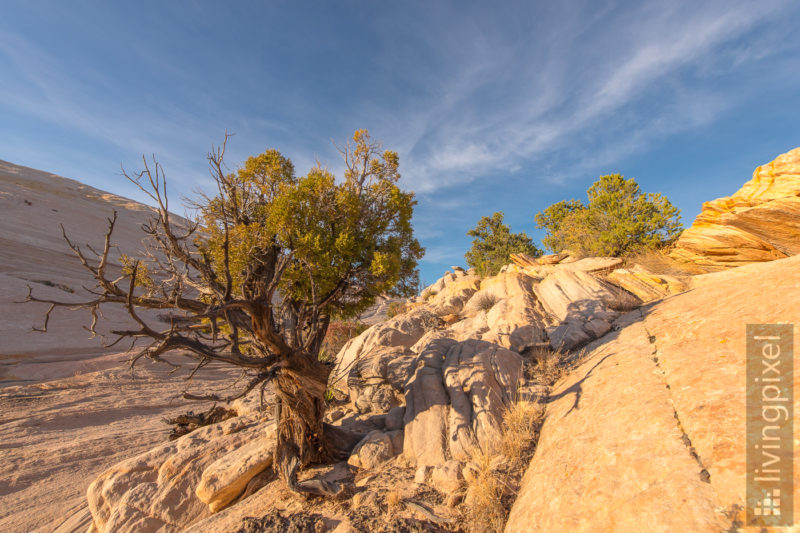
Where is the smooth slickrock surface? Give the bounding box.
[671,146,800,269]
[506,254,800,532]
[0,160,180,385]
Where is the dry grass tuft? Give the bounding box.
[499,400,545,463]
[525,345,569,386]
[385,300,407,318]
[421,289,438,302]
[463,451,507,533]
[385,489,402,508]
[473,292,500,312]
[462,397,546,532]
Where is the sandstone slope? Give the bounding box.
[506,254,800,531]
[0,160,166,384]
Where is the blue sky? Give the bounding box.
[2,1,800,284]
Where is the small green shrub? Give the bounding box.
[465,212,541,277]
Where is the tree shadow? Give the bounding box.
[546,352,614,416]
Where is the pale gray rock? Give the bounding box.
[443,340,522,461]
[403,338,522,467]
[535,269,640,351]
[430,460,465,493]
[87,415,264,532]
[347,430,395,470]
[482,294,549,351]
[345,345,416,414]
[332,308,441,394]
[402,338,456,466]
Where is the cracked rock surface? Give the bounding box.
[506,254,800,532]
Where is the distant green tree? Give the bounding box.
[534,174,682,257]
[465,212,541,276]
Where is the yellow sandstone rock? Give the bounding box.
[607,265,687,302]
[671,147,800,269]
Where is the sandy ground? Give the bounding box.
[0,359,242,532]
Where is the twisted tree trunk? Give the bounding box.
[272,351,358,495]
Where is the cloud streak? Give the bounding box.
[381,1,790,193]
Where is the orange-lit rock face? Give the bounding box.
[671,147,800,269]
[505,255,800,533]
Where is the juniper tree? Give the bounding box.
[534,174,682,257]
[465,212,540,276]
[24,129,423,494]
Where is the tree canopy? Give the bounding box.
[25,129,423,495]
[464,212,541,276]
[534,174,682,257]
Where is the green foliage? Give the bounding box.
[465,212,541,277]
[119,254,155,290]
[534,174,682,257]
[198,130,424,319]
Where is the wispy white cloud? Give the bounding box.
[381,1,791,193]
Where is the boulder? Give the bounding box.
[535,269,640,351]
[482,294,548,352]
[429,460,465,492]
[670,146,800,269]
[87,415,265,532]
[332,308,441,394]
[537,253,569,265]
[508,252,540,267]
[195,427,275,513]
[424,271,481,316]
[444,310,490,341]
[403,339,522,466]
[344,345,416,414]
[347,431,395,470]
[558,256,623,273]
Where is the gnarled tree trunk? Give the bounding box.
[272,351,359,495]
